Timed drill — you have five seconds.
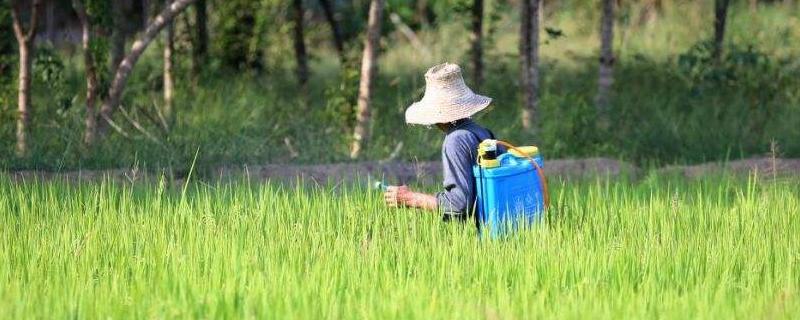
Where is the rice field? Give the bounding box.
[1,175,799,319]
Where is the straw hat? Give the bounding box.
[405,63,492,125]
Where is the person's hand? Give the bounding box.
[383,186,438,211]
[384,185,411,207]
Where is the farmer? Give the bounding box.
[384,63,497,221]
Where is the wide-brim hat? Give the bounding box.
[405,63,492,125]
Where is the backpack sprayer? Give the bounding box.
[372,139,549,238]
[474,140,549,238]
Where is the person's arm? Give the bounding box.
[384,132,477,215]
[384,186,438,210]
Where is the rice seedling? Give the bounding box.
[1,175,798,318]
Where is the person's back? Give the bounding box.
[438,119,495,220]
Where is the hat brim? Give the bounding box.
[405,94,492,125]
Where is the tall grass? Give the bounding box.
[2,175,798,318]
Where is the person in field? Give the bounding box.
[384,63,497,221]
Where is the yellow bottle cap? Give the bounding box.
[479,158,500,168]
[509,146,539,157]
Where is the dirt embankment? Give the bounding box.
[5,157,800,185]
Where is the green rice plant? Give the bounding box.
[1,174,798,318]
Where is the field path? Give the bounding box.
[5,157,800,185]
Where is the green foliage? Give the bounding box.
[84,0,112,96]
[323,50,361,134]
[33,48,70,111]
[212,0,264,71]
[678,41,768,87]
[2,176,799,317]
[429,0,472,23]
[334,0,368,42]
[0,2,15,112]
[2,1,800,170]
[84,0,112,28]
[87,34,110,97]
[386,0,418,24]
[539,95,609,157]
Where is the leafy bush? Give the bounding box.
[323,48,361,134]
[33,47,70,111]
[212,0,264,71]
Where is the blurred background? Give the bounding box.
[1,0,799,171]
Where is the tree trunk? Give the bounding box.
[15,43,32,156]
[142,0,152,26]
[45,0,54,41]
[164,0,175,125]
[292,0,309,87]
[110,32,126,75]
[415,0,430,26]
[470,0,483,90]
[520,0,530,129]
[595,0,615,114]
[110,0,126,72]
[520,0,540,131]
[319,0,345,63]
[10,0,42,157]
[96,0,197,140]
[712,0,730,63]
[192,0,208,75]
[73,0,99,147]
[350,0,384,159]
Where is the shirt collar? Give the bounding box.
[445,118,474,134]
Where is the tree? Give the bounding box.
[292,0,309,87]
[470,0,483,90]
[350,0,384,159]
[319,0,345,63]
[415,0,431,26]
[595,0,615,115]
[164,0,175,124]
[712,0,731,63]
[72,0,101,146]
[520,0,540,131]
[192,0,208,75]
[10,0,43,156]
[94,0,197,142]
[109,0,126,73]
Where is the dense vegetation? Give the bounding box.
[1,1,799,171]
[2,175,798,318]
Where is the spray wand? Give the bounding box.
[368,174,389,191]
[373,180,388,191]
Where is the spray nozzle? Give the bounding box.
[373,181,388,191]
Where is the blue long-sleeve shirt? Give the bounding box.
[435,119,495,221]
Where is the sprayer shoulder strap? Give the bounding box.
[460,128,495,142]
[463,127,495,233]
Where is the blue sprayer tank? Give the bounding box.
[473,140,547,238]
